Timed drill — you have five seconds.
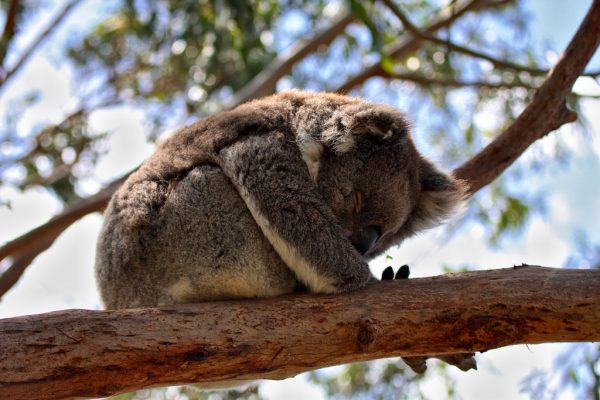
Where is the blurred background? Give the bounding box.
[0,0,599,399]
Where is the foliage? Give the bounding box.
[309,358,459,400]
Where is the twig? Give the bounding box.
[0,0,80,88]
[383,71,538,90]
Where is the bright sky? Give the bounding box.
[0,1,599,399]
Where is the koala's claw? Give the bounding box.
[381,264,410,280]
[381,266,395,280]
[395,264,410,279]
[436,353,478,371]
[401,356,428,374]
[402,353,477,374]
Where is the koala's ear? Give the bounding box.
[410,159,467,232]
[321,103,410,153]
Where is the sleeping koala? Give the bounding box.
[95,90,471,374]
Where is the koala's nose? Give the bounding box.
[349,225,381,255]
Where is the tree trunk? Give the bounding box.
[1,266,598,399]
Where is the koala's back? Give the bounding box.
[96,164,296,309]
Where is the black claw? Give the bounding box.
[395,264,410,279]
[381,266,394,280]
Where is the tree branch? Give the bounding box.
[0,0,80,88]
[382,71,538,90]
[0,0,20,72]
[380,0,556,76]
[453,0,600,193]
[335,0,512,93]
[0,177,125,297]
[223,13,356,109]
[0,266,598,399]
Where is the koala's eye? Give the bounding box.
[353,191,364,215]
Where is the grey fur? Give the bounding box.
[95,90,466,309]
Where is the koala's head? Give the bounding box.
[299,94,466,259]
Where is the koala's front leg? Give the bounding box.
[218,132,372,294]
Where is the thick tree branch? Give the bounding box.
[0,266,598,399]
[0,0,80,88]
[453,0,600,193]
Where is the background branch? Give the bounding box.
[380,0,555,76]
[0,0,20,72]
[453,0,600,193]
[0,177,125,297]
[223,13,356,108]
[0,0,80,88]
[335,0,510,93]
[381,71,538,90]
[0,266,598,400]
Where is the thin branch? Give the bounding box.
[336,0,512,93]
[380,0,556,76]
[382,70,538,90]
[0,266,598,399]
[223,13,356,109]
[0,0,20,71]
[453,0,600,193]
[0,0,80,88]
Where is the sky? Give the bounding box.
[0,1,599,399]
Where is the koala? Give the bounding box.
[95,90,471,375]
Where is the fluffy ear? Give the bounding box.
[320,102,410,153]
[408,159,467,232]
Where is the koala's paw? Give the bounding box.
[436,353,478,371]
[402,353,477,374]
[381,264,410,280]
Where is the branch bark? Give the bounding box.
[0,266,598,399]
